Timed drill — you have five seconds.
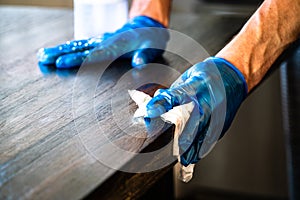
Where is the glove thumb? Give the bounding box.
[146,88,187,118]
[131,42,164,69]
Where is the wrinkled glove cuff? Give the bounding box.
[210,57,248,94]
[129,16,166,28]
[205,57,248,137]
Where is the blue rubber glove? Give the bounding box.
[146,57,248,166]
[37,16,168,69]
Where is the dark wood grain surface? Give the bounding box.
[0,6,250,199]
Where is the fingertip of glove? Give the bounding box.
[132,50,147,68]
[179,159,189,167]
[37,48,44,58]
[144,110,159,118]
[145,104,164,118]
[55,54,83,69]
[55,56,66,68]
[56,56,73,69]
[145,97,170,118]
[144,109,159,118]
[37,48,52,64]
[132,57,146,69]
[180,155,199,167]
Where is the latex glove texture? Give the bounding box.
[37,16,168,69]
[146,57,248,166]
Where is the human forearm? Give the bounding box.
[216,0,300,91]
[129,0,172,27]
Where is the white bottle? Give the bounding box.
[73,0,128,39]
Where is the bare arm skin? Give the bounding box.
[129,0,300,91]
[129,0,172,27]
[216,0,300,91]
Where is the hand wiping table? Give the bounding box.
[129,89,196,182]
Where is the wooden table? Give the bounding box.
[0,5,257,200]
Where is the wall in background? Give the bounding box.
[0,0,73,7]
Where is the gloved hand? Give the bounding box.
[37,16,169,69]
[145,57,248,166]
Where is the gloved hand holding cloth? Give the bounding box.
[144,57,248,181]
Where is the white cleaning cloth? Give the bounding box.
[128,90,196,183]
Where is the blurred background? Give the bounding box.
[0,0,72,7]
[0,0,288,199]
